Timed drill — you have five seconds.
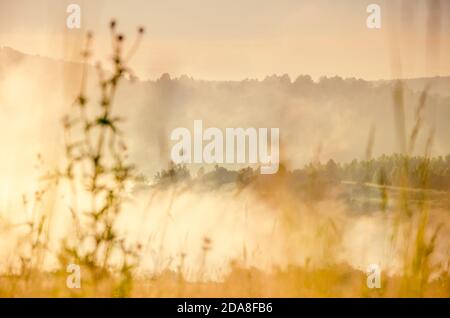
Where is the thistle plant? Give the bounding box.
[56,21,144,290]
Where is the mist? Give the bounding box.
[0,46,449,283]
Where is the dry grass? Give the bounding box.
[1,264,448,298]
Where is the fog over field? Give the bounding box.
[1,46,450,180]
[1,47,449,286]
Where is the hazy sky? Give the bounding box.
[1,0,449,80]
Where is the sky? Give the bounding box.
[0,0,449,80]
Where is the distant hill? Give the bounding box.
[1,46,450,178]
[375,76,450,98]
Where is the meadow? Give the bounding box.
[0,22,449,298]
